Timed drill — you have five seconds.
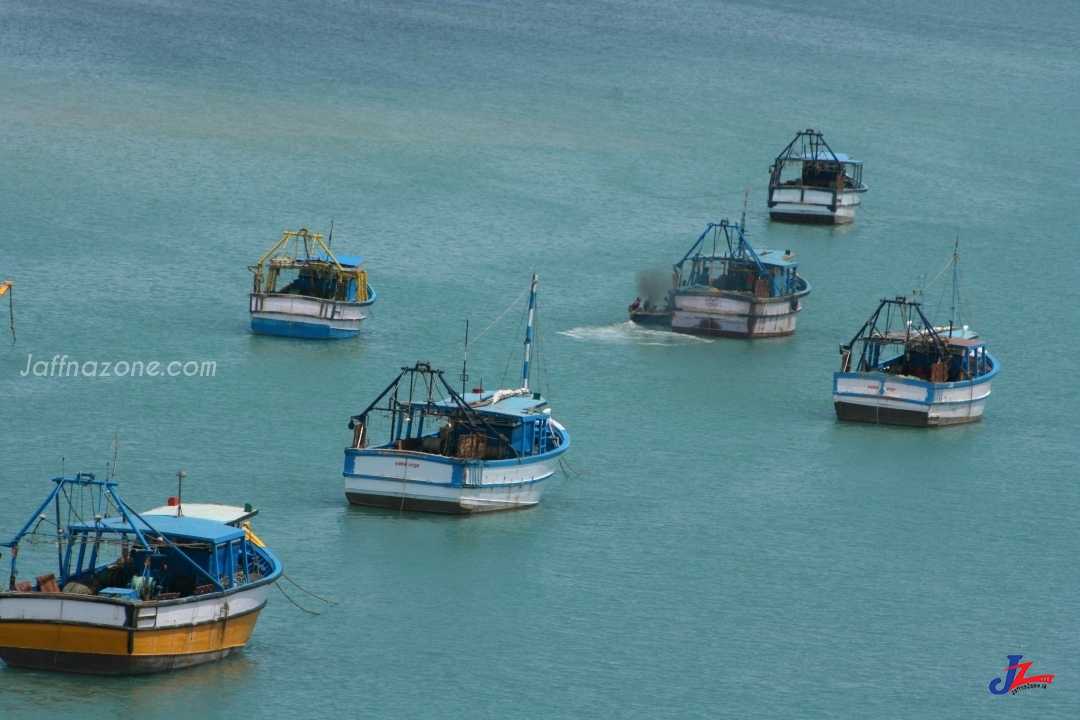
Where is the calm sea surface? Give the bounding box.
[2,1,1079,716]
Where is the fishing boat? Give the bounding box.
[833,248,998,426]
[343,275,570,513]
[669,220,810,338]
[0,473,281,674]
[767,129,867,224]
[628,293,673,326]
[248,227,376,339]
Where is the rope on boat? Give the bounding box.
[276,582,323,615]
[282,572,340,605]
[499,300,530,388]
[435,284,532,365]
[560,456,584,477]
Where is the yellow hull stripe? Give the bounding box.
[0,610,261,657]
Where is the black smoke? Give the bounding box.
[636,266,672,308]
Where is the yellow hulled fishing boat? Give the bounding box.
[0,472,281,674]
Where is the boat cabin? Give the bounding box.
[250,229,371,304]
[674,221,802,299]
[769,130,866,192]
[53,515,270,600]
[772,151,864,191]
[846,333,992,383]
[840,297,994,384]
[349,364,563,462]
[3,474,270,601]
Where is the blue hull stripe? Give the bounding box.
[831,391,988,408]
[251,317,359,339]
[342,472,553,490]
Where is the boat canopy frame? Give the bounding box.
[839,296,991,380]
[673,220,799,298]
[348,362,528,462]
[248,228,370,303]
[769,128,865,191]
[2,473,227,594]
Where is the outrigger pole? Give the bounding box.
[522,274,538,392]
[0,281,13,341]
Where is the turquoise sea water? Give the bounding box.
[2,0,1079,716]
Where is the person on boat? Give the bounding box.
[629,297,641,312]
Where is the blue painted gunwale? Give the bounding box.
[832,351,1000,406]
[343,425,570,489]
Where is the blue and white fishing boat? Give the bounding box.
[833,248,998,426]
[248,228,376,339]
[670,220,810,338]
[343,275,570,513]
[0,472,281,674]
[768,129,867,224]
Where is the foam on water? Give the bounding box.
[559,321,712,345]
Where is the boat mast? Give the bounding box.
[522,274,538,391]
[949,236,960,334]
[461,319,469,396]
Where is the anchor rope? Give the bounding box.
[560,456,584,476]
[281,572,340,605]
[276,581,322,615]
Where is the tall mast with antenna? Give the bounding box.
[740,185,749,229]
[949,235,960,334]
[460,319,470,395]
[175,470,186,517]
[521,274,538,391]
[110,434,119,480]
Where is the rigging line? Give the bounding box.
[276,582,323,615]
[560,456,584,476]
[537,307,554,400]
[435,285,532,366]
[957,265,978,332]
[930,274,950,328]
[282,572,340,605]
[919,253,957,296]
[499,299,530,388]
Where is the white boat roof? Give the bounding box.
[142,503,257,526]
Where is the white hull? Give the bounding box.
[0,582,271,630]
[671,291,804,337]
[768,187,862,224]
[344,448,564,513]
[833,372,994,426]
[249,293,370,338]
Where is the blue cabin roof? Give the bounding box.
[313,252,364,267]
[701,249,797,269]
[416,391,549,421]
[70,515,246,545]
[798,152,861,164]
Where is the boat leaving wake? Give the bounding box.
[559,322,712,345]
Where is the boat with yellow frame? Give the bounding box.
[248,228,376,339]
